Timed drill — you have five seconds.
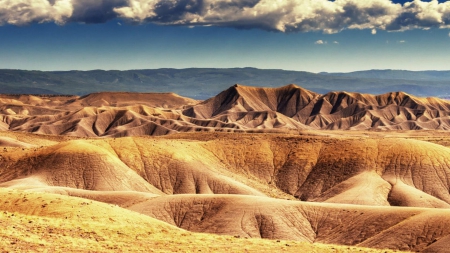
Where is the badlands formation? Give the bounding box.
[2,85,450,252]
[2,84,450,137]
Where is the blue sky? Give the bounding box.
[0,0,449,72]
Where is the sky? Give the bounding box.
[0,0,449,73]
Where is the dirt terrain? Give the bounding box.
[1,131,450,251]
[2,86,450,252]
[3,188,397,253]
[3,84,450,137]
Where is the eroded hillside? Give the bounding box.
[2,85,450,137]
[1,131,450,252]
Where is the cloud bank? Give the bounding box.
[1,0,450,33]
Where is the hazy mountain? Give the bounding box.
[321,69,450,81]
[1,68,450,99]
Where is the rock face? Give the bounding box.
[2,85,450,137]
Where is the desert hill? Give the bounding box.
[3,86,450,252]
[0,92,199,136]
[75,92,198,108]
[184,84,450,131]
[1,188,385,253]
[136,194,450,252]
[2,131,450,251]
[2,132,450,208]
[183,84,318,119]
[0,92,197,109]
[2,85,450,136]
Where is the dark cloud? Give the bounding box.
[387,0,449,30]
[1,0,450,33]
[69,0,128,23]
[145,0,205,23]
[115,0,402,33]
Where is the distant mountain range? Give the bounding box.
[1,68,450,99]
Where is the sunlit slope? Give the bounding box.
[0,188,391,253]
[161,133,450,208]
[0,137,266,197]
[2,133,450,208]
[0,140,161,193]
[1,132,449,252]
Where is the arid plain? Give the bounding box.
[2,84,450,252]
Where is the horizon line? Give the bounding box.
[1,67,450,74]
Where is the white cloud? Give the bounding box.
[114,0,404,33]
[371,29,377,35]
[114,0,450,33]
[448,32,450,37]
[0,0,72,25]
[2,0,450,34]
[315,40,326,45]
[333,41,339,44]
[398,40,406,43]
[385,0,450,31]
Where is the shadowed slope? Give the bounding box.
[183,84,317,130]
[184,85,450,131]
[0,140,161,193]
[130,194,449,252]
